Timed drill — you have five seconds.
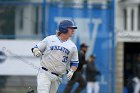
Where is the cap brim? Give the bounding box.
[73,27,77,29]
[68,26,77,29]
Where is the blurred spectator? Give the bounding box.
[124,61,134,93]
[63,43,88,93]
[86,54,101,93]
[132,54,140,93]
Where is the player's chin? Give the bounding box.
[70,34,74,37]
[71,32,74,35]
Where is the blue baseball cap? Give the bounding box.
[59,20,77,33]
[80,43,88,48]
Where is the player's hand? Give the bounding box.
[67,69,74,80]
[33,48,42,57]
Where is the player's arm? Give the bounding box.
[31,37,47,57]
[67,62,78,80]
[70,65,77,72]
[70,61,78,71]
[67,47,79,80]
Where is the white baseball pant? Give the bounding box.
[133,77,140,93]
[87,81,100,93]
[37,68,61,93]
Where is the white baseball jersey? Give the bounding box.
[36,35,79,75]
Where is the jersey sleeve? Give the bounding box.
[34,37,48,52]
[70,46,79,68]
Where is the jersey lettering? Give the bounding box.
[62,56,68,63]
[50,46,70,55]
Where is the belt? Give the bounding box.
[41,67,59,76]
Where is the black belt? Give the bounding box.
[41,67,59,76]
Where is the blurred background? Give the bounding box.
[0,0,139,93]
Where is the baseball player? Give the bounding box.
[31,20,79,93]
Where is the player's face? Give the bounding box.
[67,27,75,37]
[83,47,88,53]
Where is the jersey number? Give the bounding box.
[62,56,68,63]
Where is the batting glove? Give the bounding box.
[33,48,42,57]
[67,69,74,80]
